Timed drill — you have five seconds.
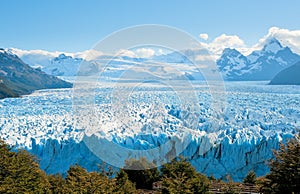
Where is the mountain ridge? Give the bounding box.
[270,61,300,85]
[0,49,72,99]
[5,37,300,81]
[217,38,300,80]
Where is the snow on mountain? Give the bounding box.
[7,48,104,77]
[217,38,300,80]
[261,38,284,53]
[4,37,300,81]
[43,53,82,76]
[0,49,72,98]
[217,48,250,77]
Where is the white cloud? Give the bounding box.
[195,54,217,62]
[115,48,156,58]
[250,27,300,54]
[199,33,209,40]
[75,49,103,60]
[134,48,155,58]
[157,48,165,55]
[9,48,61,58]
[9,27,300,62]
[198,27,300,57]
[116,49,137,58]
[210,34,246,55]
[200,34,246,56]
[9,48,105,61]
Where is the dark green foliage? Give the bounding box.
[124,157,160,189]
[208,175,216,181]
[256,176,273,194]
[66,164,115,193]
[0,140,50,193]
[98,162,116,178]
[0,138,137,193]
[220,183,238,194]
[220,176,238,194]
[261,134,300,193]
[114,169,136,193]
[48,174,69,194]
[65,165,90,193]
[161,156,210,194]
[4,135,299,194]
[243,170,256,184]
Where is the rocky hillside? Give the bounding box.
[0,49,72,99]
[270,61,300,85]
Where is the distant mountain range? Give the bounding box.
[4,37,300,82]
[217,38,300,81]
[270,61,300,85]
[0,49,72,99]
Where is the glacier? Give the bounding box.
[0,81,299,181]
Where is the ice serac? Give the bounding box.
[1,83,299,181]
[26,131,293,181]
[30,138,103,175]
[217,38,300,81]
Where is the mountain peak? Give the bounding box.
[54,53,72,61]
[221,48,242,57]
[0,48,19,59]
[262,37,283,53]
[58,53,68,59]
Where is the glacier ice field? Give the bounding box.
[0,80,299,181]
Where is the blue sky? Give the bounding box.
[1,0,300,52]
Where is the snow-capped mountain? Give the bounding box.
[0,48,72,98]
[5,37,300,81]
[8,48,153,77]
[217,48,250,77]
[217,38,300,80]
[7,48,103,77]
[44,53,82,76]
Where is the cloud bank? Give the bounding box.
[8,27,300,60]
[200,27,300,56]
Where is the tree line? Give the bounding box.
[0,133,299,193]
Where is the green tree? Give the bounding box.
[0,140,50,193]
[88,171,115,194]
[65,164,91,193]
[243,170,256,184]
[262,134,300,193]
[66,164,115,193]
[114,169,136,194]
[219,175,238,194]
[161,157,210,194]
[48,173,69,194]
[256,176,273,194]
[124,157,160,189]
